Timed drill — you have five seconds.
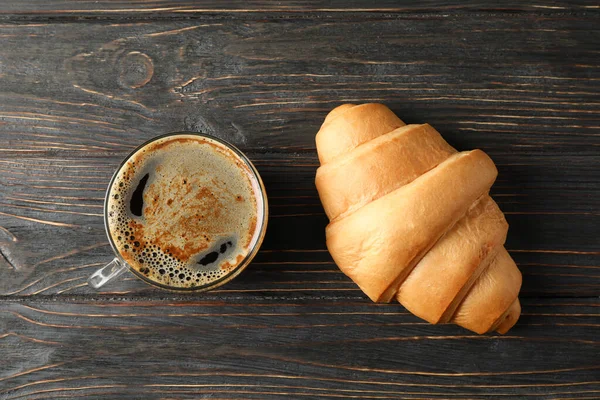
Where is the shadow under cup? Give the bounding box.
[90,132,268,292]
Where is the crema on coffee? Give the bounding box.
[106,134,264,289]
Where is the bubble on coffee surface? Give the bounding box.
[106,135,261,288]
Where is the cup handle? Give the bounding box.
[88,257,128,289]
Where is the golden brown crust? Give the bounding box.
[326,150,498,303]
[494,298,521,334]
[323,103,356,124]
[315,103,523,334]
[316,103,405,165]
[397,195,508,324]
[451,247,522,334]
[316,124,456,221]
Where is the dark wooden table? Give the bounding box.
[1,2,599,399]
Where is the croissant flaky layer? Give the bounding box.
[315,103,522,334]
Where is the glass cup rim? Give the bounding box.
[103,131,268,292]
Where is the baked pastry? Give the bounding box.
[315,103,522,334]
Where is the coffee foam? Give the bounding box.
[106,134,262,289]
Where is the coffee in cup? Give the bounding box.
[103,133,267,290]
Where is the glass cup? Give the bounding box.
[88,132,268,292]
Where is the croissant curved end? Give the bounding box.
[322,103,356,125]
[316,103,405,165]
[495,298,522,334]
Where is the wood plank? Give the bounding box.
[0,16,598,298]
[0,153,598,297]
[0,15,600,157]
[0,1,598,17]
[1,298,598,399]
[0,7,598,399]
[0,18,598,154]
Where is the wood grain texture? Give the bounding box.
[0,154,598,297]
[0,16,598,298]
[1,298,599,399]
[0,0,598,17]
[0,4,599,399]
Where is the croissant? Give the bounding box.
[315,103,522,334]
